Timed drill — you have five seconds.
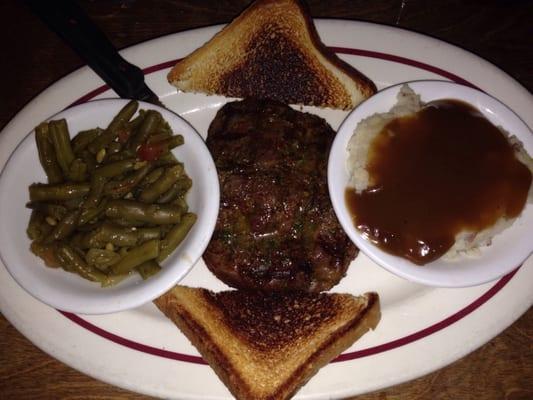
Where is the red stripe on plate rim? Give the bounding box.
[60,47,517,365]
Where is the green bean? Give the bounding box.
[157,176,192,204]
[152,153,180,168]
[105,199,183,224]
[26,202,68,220]
[85,248,121,271]
[80,150,96,173]
[105,148,136,163]
[136,260,161,279]
[49,119,75,175]
[26,210,53,241]
[139,167,164,188]
[62,196,86,210]
[67,158,88,182]
[78,198,108,225]
[83,223,161,248]
[103,164,151,198]
[30,241,61,268]
[83,174,107,209]
[46,209,80,243]
[55,244,107,282]
[148,134,184,150]
[35,122,63,183]
[28,102,195,287]
[69,232,85,249]
[111,217,146,227]
[82,223,137,248]
[110,239,160,275]
[125,111,145,132]
[29,183,90,202]
[108,141,123,155]
[94,159,136,178]
[129,110,161,150]
[88,100,138,154]
[157,213,196,262]
[171,196,189,214]
[136,227,162,243]
[139,164,184,203]
[72,128,102,155]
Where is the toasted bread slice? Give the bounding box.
[167,0,376,110]
[154,286,380,400]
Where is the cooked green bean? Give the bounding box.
[157,213,197,262]
[148,134,184,150]
[27,102,195,286]
[56,244,107,282]
[152,153,180,168]
[129,110,161,150]
[105,148,136,163]
[46,209,80,243]
[27,210,52,241]
[157,176,192,204]
[49,119,75,175]
[94,159,136,178]
[29,183,90,202]
[139,164,184,203]
[83,174,107,209]
[110,239,160,275]
[85,248,121,271]
[136,260,161,279]
[103,164,152,198]
[80,149,96,173]
[139,167,164,188]
[62,196,86,210]
[105,199,183,224]
[35,122,63,183]
[171,196,189,214]
[72,128,102,155]
[26,202,68,220]
[30,241,61,268]
[111,218,146,227]
[78,198,108,225]
[88,100,139,154]
[67,158,88,182]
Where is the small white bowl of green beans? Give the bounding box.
[0,99,219,314]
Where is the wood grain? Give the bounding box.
[0,0,532,399]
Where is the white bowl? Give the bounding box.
[0,99,219,314]
[328,80,533,287]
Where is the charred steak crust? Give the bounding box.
[205,99,357,292]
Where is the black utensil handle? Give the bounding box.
[26,0,145,99]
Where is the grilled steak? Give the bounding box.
[204,99,357,292]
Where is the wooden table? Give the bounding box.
[1,1,532,399]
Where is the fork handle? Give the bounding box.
[25,0,148,100]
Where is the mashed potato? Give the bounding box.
[346,84,533,260]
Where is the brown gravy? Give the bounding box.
[346,99,532,265]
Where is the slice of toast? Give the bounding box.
[154,286,380,400]
[167,0,377,110]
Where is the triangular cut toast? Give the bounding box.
[154,286,380,400]
[167,0,376,110]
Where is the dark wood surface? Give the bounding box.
[1,0,532,399]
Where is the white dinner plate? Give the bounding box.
[0,20,532,399]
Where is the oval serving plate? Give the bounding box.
[0,20,532,400]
